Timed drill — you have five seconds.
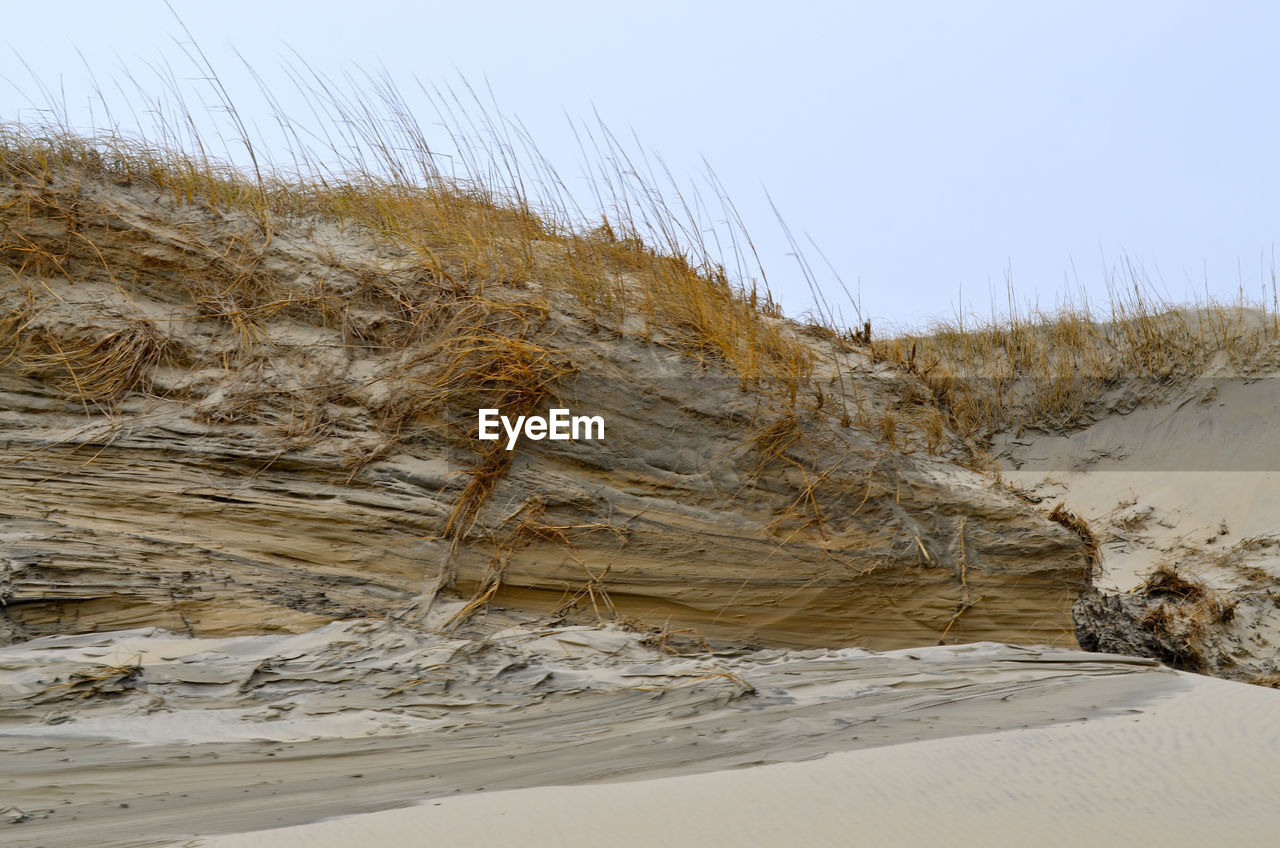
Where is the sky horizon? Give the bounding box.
[3,1,1278,331]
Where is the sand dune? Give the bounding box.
[1,621,1197,847]
[998,365,1280,680]
[187,661,1279,848]
[5,116,1280,848]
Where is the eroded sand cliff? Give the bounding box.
[4,135,1280,848]
[0,163,1090,649]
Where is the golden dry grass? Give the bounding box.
[0,55,834,609]
[1135,563,1238,673]
[0,118,806,404]
[877,286,1280,442]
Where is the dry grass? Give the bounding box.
[877,284,1280,442]
[0,48,810,389]
[1048,503,1099,581]
[1142,564,1208,602]
[0,75,812,406]
[0,51,831,604]
[750,413,803,476]
[1136,564,1238,673]
[9,320,167,407]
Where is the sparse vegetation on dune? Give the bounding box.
[9,42,1279,648]
[876,282,1280,442]
[0,53,823,454]
[12,46,1267,477]
[0,116,801,396]
[5,71,1273,486]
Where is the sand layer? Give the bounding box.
[191,671,1280,848]
[0,620,1181,848]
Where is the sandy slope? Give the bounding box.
[997,363,1280,679]
[187,670,1279,848]
[0,621,1192,848]
[6,155,1280,848]
[997,368,1280,590]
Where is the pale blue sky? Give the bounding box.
[4,1,1278,329]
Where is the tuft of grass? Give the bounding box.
[877,281,1280,443]
[1136,563,1238,673]
[2,303,167,408]
[1048,503,1099,580]
[1143,564,1207,602]
[750,412,803,476]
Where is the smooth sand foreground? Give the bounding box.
[193,672,1280,848]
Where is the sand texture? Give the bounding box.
[1,621,1192,847]
[4,148,1280,848]
[188,671,1280,848]
[997,360,1280,681]
[1,171,1090,649]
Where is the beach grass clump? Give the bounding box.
[1135,563,1238,673]
[0,47,851,607]
[0,288,169,408]
[877,282,1280,441]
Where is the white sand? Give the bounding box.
[0,623,1193,847]
[997,373,1280,591]
[193,672,1280,848]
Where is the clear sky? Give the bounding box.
[3,1,1278,330]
